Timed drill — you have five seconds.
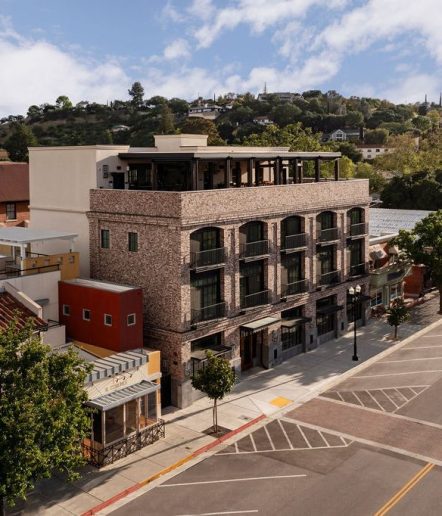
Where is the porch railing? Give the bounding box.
[349,222,368,237]
[191,302,226,324]
[282,279,308,297]
[190,247,226,269]
[318,270,341,286]
[240,289,269,309]
[240,240,269,259]
[317,227,339,243]
[283,233,307,251]
[82,419,166,468]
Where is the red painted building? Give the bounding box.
[0,162,29,227]
[59,278,143,352]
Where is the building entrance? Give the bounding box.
[240,330,263,371]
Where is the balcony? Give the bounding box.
[318,270,341,286]
[282,279,308,297]
[191,302,226,324]
[349,222,368,237]
[240,240,269,260]
[190,247,226,269]
[241,289,270,309]
[82,419,165,468]
[349,263,368,277]
[317,227,339,243]
[283,233,307,252]
[190,345,233,376]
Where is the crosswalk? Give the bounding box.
[321,385,429,413]
[217,419,352,455]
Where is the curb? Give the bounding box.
[81,414,266,516]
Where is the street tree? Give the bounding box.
[0,320,91,513]
[386,298,409,339]
[393,210,442,314]
[4,123,37,162]
[191,351,236,434]
[128,81,145,107]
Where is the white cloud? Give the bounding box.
[163,38,191,60]
[0,17,128,116]
[187,0,216,21]
[378,73,440,104]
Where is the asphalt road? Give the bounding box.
[111,322,442,516]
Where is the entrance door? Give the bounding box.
[112,173,125,189]
[240,331,263,371]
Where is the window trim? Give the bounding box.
[128,232,138,252]
[127,313,136,326]
[100,228,110,249]
[104,314,113,326]
[83,308,91,321]
[5,202,17,220]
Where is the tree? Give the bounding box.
[0,320,91,512]
[412,115,432,133]
[271,104,302,127]
[386,298,409,339]
[4,124,37,162]
[55,95,73,110]
[393,211,442,314]
[354,162,386,194]
[191,351,236,434]
[335,141,362,163]
[158,104,175,134]
[364,128,389,144]
[243,123,323,151]
[380,172,442,210]
[181,117,225,145]
[128,81,145,107]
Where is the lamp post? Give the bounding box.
[348,284,362,361]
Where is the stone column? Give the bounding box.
[334,159,340,181]
[247,158,254,186]
[315,158,321,182]
[224,157,232,188]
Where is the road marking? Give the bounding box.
[249,433,257,452]
[297,424,312,448]
[278,419,294,449]
[381,357,442,363]
[270,396,292,408]
[264,425,275,450]
[217,444,348,456]
[366,390,387,411]
[160,474,307,487]
[393,388,409,402]
[176,511,259,515]
[318,430,330,447]
[350,391,364,406]
[374,463,435,516]
[355,370,442,378]
[402,345,442,349]
[282,417,442,466]
[381,389,400,409]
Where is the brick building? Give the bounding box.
[30,135,371,408]
[0,162,29,227]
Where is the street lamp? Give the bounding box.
[348,284,362,361]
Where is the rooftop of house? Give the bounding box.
[0,162,29,203]
[61,278,139,293]
[369,208,433,238]
[0,291,47,332]
[0,227,78,246]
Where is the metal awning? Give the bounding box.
[86,350,148,383]
[281,316,312,328]
[241,316,280,333]
[86,380,159,411]
[316,304,344,315]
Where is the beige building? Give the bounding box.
[30,135,370,408]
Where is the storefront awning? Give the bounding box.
[281,316,312,328]
[86,350,148,383]
[241,316,280,333]
[86,380,159,411]
[316,304,343,315]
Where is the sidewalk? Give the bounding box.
[10,296,441,515]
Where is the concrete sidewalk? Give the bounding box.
[10,296,441,515]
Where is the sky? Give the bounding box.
[0,0,441,116]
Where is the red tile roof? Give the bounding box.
[0,292,47,332]
[0,163,29,203]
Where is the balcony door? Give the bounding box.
[191,270,221,319]
[240,260,265,307]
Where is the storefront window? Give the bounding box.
[126,400,138,435]
[370,290,383,307]
[390,284,401,301]
[148,392,157,422]
[92,411,102,444]
[105,405,125,444]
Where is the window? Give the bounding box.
[62,304,70,316]
[100,229,110,249]
[191,270,221,310]
[318,245,336,275]
[104,314,112,326]
[128,232,138,252]
[376,148,380,152]
[83,309,91,321]
[127,313,136,326]
[390,284,401,301]
[6,202,16,220]
[370,290,383,307]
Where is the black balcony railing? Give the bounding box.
[241,289,269,309]
[318,270,340,286]
[317,227,339,242]
[349,263,368,276]
[282,279,308,297]
[350,222,368,237]
[240,240,269,259]
[191,345,233,376]
[191,302,226,324]
[284,233,307,251]
[82,419,165,468]
[190,247,226,269]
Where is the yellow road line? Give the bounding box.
[374,462,435,516]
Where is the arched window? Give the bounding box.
[239,221,268,259]
[347,208,366,236]
[317,211,338,243]
[281,216,306,250]
[190,227,224,268]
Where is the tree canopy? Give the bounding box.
[3,123,37,162]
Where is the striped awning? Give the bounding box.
[86,380,159,411]
[86,350,148,383]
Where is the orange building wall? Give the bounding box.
[0,200,29,226]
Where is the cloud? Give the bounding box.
[378,73,440,104]
[187,0,216,21]
[0,17,128,116]
[163,38,191,60]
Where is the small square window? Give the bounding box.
[83,309,91,321]
[6,203,16,220]
[101,229,110,249]
[104,314,112,326]
[127,313,136,326]
[128,232,138,252]
[63,304,70,316]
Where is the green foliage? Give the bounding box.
[0,320,91,507]
[354,162,386,193]
[4,123,37,162]
[271,104,302,127]
[243,123,323,151]
[380,172,442,210]
[128,81,145,107]
[180,117,225,145]
[386,298,409,338]
[364,128,389,144]
[412,115,432,133]
[334,141,362,163]
[191,351,235,432]
[55,95,73,110]
[158,104,175,134]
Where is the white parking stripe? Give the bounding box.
[249,433,257,452]
[318,430,330,447]
[382,357,442,363]
[365,390,386,411]
[352,391,365,407]
[161,474,308,487]
[264,425,275,451]
[278,420,294,450]
[297,425,312,448]
[336,392,346,402]
[356,370,442,378]
[217,444,348,456]
[234,442,239,454]
[394,388,409,402]
[176,511,259,516]
[380,389,400,408]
